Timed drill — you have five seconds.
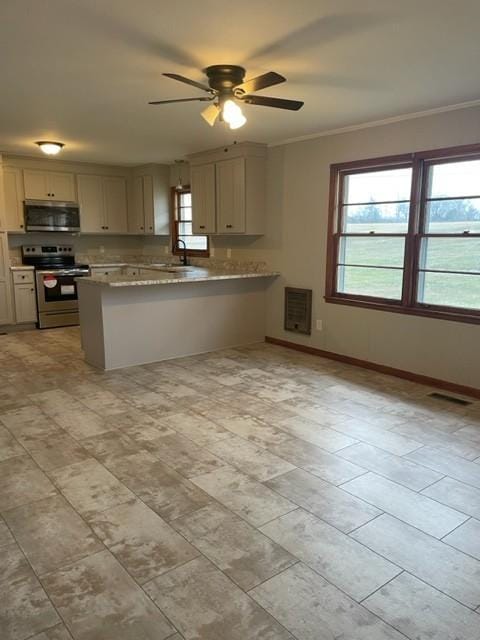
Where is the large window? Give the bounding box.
[171,187,209,256]
[326,144,480,323]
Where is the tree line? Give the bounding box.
[349,198,480,223]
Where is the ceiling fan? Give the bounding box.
[149,65,304,129]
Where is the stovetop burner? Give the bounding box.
[21,244,87,271]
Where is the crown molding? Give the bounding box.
[269,98,480,148]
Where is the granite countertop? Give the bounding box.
[10,265,35,271]
[79,266,279,287]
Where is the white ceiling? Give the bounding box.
[1,0,480,165]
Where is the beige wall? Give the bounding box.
[5,108,480,386]
[226,105,480,388]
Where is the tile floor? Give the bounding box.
[1,327,480,639]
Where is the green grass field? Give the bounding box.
[339,221,480,309]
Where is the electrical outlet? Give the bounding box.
[316,319,323,331]
[227,248,232,258]
[99,245,105,254]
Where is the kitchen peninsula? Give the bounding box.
[77,264,278,370]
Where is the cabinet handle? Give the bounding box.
[106,226,109,230]
[52,193,55,197]
[226,224,233,228]
[140,226,144,230]
[149,226,153,230]
[20,224,24,228]
[30,288,34,292]
[199,225,205,229]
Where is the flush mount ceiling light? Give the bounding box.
[149,65,304,130]
[35,141,64,155]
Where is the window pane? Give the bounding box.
[337,266,403,299]
[179,192,192,206]
[425,198,480,233]
[178,222,192,236]
[179,206,192,222]
[343,168,412,204]
[179,235,208,251]
[420,237,480,273]
[418,272,480,310]
[343,203,410,233]
[428,159,480,198]
[339,236,405,267]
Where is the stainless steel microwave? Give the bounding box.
[24,200,81,232]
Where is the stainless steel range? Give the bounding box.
[22,245,90,329]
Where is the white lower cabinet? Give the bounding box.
[14,283,37,323]
[0,234,13,325]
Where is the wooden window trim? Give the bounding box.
[170,186,209,257]
[325,143,480,325]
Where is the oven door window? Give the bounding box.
[42,275,78,302]
[25,205,80,230]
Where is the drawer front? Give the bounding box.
[13,270,35,285]
[90,267,122,277]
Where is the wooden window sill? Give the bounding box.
[324,295,480,325]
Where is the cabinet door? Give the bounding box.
[23,169,49,199]
[0,234,13,324]
[191,164,216,234]
[78,175,105,233]
[103,177,128,233]
[0,282,12,324]
[216,157,246,233]
[47,172,76,201]
[143,176,155,234]
[129,176,145,233]
[14,284,37,323]
[4,167,25,232]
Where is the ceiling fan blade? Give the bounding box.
[163,73,214,93]
[149,97,214,105]
[201,104,220,127]
[240,94,304,111]
[234,71,286,94]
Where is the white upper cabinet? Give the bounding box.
[3,167,25,232]
[129,175,155,234]
[129,176,146,234]
[216,157,246,233]
[188,142,266,235]
[23,169,76,201]
[78,174,128,234]
[77,175,105,233]
[191,164,216,234]
[128,165,169,236]
[103,177,128,233]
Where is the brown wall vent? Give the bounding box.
[284,287,312,335]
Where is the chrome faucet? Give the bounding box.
[173,238,189,266]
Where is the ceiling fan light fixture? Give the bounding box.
[201,103,220,127]
[222,99,246,130]
[35,141,64,155]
